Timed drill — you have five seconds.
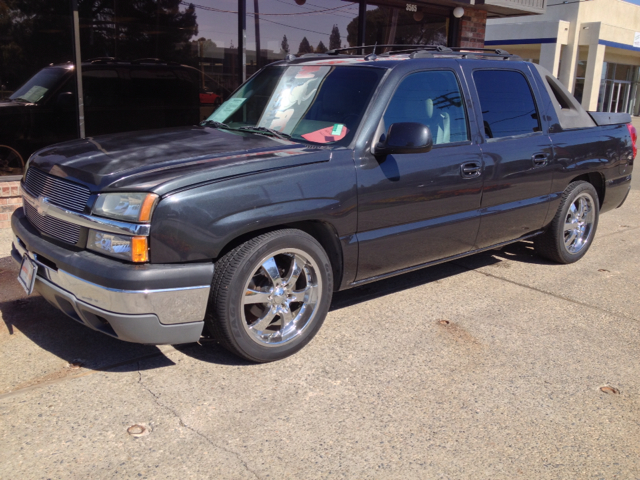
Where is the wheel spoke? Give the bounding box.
[565,229,578,248]
[279,306,295,326]
[260,257,282,286]
[243,288,271,305]
[564,222,576,232]
[249,306,278,332]
[289,286,310,303]
[283,254,305,288]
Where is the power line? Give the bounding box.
[182,1,357,16]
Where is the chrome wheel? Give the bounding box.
[563,192,595,254]
[241,248,321,347]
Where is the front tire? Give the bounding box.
[206,229,333,362]
[534,181,599,264]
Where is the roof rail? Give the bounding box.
[326,44,521,61]
[130,58,180,65]
[86,57,122,64]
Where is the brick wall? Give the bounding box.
[459,10,487,49]
[1,181,21,229]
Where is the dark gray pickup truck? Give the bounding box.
[11,46,636,362]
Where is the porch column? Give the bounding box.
[582,43,606,111]
[539,42,562,78]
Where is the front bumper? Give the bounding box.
[11,209,214,345]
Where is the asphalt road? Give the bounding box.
[1,145,639,478]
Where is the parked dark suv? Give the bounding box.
[0,59,209,177]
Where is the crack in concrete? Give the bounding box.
[455,261,640,324]
[136,363,261,480]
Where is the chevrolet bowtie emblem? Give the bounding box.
[35,196,50,216]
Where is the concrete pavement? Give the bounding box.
[0,173,639,478]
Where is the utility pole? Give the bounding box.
[71,0,85,138]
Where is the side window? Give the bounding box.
[383,70,468,145]
[473,70,541,139]
[83,69,120,108]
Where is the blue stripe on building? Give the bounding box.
[485,38,557,45]
[598,39,640,52]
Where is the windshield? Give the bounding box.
[10,67,69,103]
[206,64,385,145]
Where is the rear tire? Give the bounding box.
[534,181,599,264]
[206,229,333,362]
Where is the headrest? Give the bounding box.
[426,98,434,119]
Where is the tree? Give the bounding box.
[281,34,290,54]
[315,41,327,54]
[297,36,313,55]
[329,24,341,50]
[0,0,199,91]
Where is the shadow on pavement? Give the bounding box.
[0,240,554,371]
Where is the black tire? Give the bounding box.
[534,181,599,264]
[206,229,333,362]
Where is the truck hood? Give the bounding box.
[27,126,331,195]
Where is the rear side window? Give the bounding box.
[473,70,541,139]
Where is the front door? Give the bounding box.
[355,69,483,281]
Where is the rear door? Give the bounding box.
[461,64,554,248]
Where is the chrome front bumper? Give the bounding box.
[13,233,211,326]
[11,209,215,345]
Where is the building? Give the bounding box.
[0,0,547,227]
[486,0,640,115]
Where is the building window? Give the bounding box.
[597,62,636,114]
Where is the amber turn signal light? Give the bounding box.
[131,236,149,263]
[139,193,159,222]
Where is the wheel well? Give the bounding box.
[569,172,605,207]
[216,221,344,291]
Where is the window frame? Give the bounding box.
[471,68,544,142]
[376,68,472,149]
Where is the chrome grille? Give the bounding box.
[24,201,81,244]
[24,168,90,212]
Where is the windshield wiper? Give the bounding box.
[201,119,230,129]
[236,126,292,140]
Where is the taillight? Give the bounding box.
[627,123,637,159]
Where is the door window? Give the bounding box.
[383,70,468,145]
[473,70,541,139]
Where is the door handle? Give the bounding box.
[460,162,482,178]
[532,153,548,167]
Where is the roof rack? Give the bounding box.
[86,57,123,64]
[131,58,180,65]
[326,44,521,61]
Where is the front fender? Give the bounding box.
[149,151,357,264]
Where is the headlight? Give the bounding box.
[93,192,158,223]
[87,230,149,263]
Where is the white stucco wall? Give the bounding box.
[487,0,640,111]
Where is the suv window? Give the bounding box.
[383,70,468,145]
[473,70,541,139]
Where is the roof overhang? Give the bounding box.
[363,0,545,18]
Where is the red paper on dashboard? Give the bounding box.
[301,125,348,143]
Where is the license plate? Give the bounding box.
[17,255,37,296]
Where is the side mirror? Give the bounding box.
[374,122,433,156]
[56,92,74,108]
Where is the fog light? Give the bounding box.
[87,230,148,263]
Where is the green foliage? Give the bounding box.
[0,0,198,91]
[329,24,341,50]
[297,36,313,55]
[281,34,289,54]
[315,41,327,54]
